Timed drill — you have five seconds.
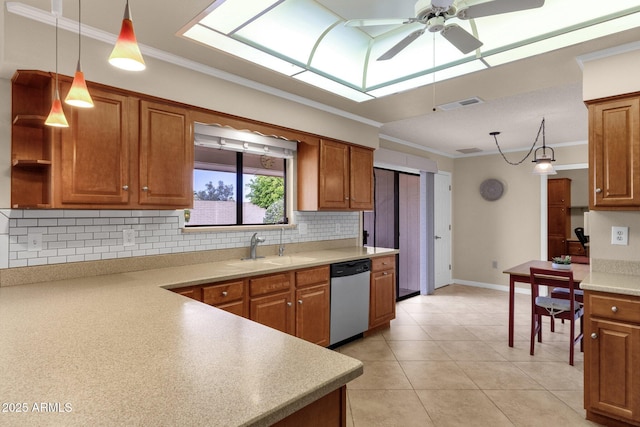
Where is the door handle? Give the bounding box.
[435,235,442,239]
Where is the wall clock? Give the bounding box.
[260,155,274,169]
[479,178,504,201]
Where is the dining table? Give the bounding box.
[502,259,590,347]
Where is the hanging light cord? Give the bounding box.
[492,118,545,166]
[432,32,436,112]
[54,16,59,93]
[77,0,81,61]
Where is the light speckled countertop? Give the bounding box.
[580,271,640,296]
[0,247,397,426]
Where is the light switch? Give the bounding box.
[611,226,629,245]
[27,233,42,251]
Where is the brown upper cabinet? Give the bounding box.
[297,139,373,211]
[587,93,640,210]
[11,70,193,209]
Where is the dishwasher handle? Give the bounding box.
[330,259,371,277]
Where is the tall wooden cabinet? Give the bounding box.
[584,290,640,426]
[11,70,193,209]
[587,94,640,209]
[297,139,374,211]
[547,178,571,260]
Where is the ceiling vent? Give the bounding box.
[437,96,484,111]
[456,147,483,154]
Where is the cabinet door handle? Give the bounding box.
[298,300,303,305]
[383,271,388,275]
[287,301,292,307]
[611,306,618,313]
[122,185,129,191]
[591,333,598,339]
[142,186,149,192]
[595,188,602,193]
[222,291,228,297]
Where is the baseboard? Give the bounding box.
[452,279,532,295]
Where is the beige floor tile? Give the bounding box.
[387,340,451,361]
[347,361,413,390]
[453,312,506,326]
[339,338,396,361]
[389,310,419,326]
[436,340,507,361]
[550,390,588,417]
[485,390,597,426]
[382,325,432,341]
[512,361,584,390]
[346,392,355,427]
[399,360,478,390]
[416,389,514,427]
[484,340,566,362]
[348,390,434,427]
[408,312,461,326]
[457,361,544,390]
[420,325,479,341]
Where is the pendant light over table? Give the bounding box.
[65,0,94,108]
[109,0,146,71]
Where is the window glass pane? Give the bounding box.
[243,153,286,225]
[189,148,238,226]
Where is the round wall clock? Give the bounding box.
[260,155,274,169]
[479,178,504,201]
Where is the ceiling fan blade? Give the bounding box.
[344,18,413,27]
[457,0,544,20]
[377,29,425,61]
[440,24,483,54]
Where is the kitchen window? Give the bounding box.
[187,123,295,227]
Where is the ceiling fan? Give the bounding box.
[345,0,545,60]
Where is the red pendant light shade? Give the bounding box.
[45,88,69,127]
[109,1,146,71]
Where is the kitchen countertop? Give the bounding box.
[580,271,640,296]
[0,246,397,426]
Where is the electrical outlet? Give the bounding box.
[492,260,498,269]
[27,233,42,251]
[611,226,629,245]
[298,223,307,235]
[335,223,341,235]
[123,229,135,247]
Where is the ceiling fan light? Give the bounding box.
[109,2,146,71]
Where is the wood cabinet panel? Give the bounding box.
[250,291,294,334]
[58,84,131,205]
[547,178,571,260]
[202,280,245,305]
[296,266,330,287]
[139,100,193,207]
[295,283,330,347]
[249,273,292,297]
[585,291,640,426]
[369,268,396,329]
[588,95,640,209]
[319,140,350,210]
[349,145,374,210]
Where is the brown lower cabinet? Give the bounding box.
[295,266,330,347]
[369,256,397,330]
[584,290,640,426]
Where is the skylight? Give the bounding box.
[179,0,640,102]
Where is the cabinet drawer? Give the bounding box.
[172,286,202,301]
[372,256,395,272]
[250,273,291,297]
[202,280,244,305]
[589,293,640,323]
[296,266,329,288]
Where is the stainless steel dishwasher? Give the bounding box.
[329,259,371,347]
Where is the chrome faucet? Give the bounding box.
[249,232,266,260]
[278,227,285,257]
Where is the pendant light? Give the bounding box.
[65,0,94,108]
[490,118,557,175]
[45,14,69,128]
[108,0,146,71]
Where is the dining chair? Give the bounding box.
[550,255,587,328]
[529,267,584,365]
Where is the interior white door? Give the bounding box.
[434,173,452,289]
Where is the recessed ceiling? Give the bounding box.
[180,0,640,102]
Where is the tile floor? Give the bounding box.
[337,284,602,427]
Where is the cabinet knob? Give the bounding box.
[287,302,292,307]
[221,291,228,297]
[142,186,149,192]
[611,306,618,313]
[122,185,129,191]
[298,300,303,305]
[595,188,602,193]
[345,197,349,200]
[383,271,388,275]
[591,333,598,339]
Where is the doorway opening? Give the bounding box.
[364,168,421,301]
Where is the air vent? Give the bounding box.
[437,96,484,111]
[456,148,483,154]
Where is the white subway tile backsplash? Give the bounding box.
[3,209,359,269]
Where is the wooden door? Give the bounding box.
[139,100,193,207]
[295,283,330,346]
[369,269,396,329]
[250,291,294,334]
[318,139,349,209]
[349,146,373,210]
[58,85,132,205]
[589,97,640,208]
[586,318,640,422]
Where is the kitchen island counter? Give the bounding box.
[0,247,399,426]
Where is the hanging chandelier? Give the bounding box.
[490,118,556,175]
